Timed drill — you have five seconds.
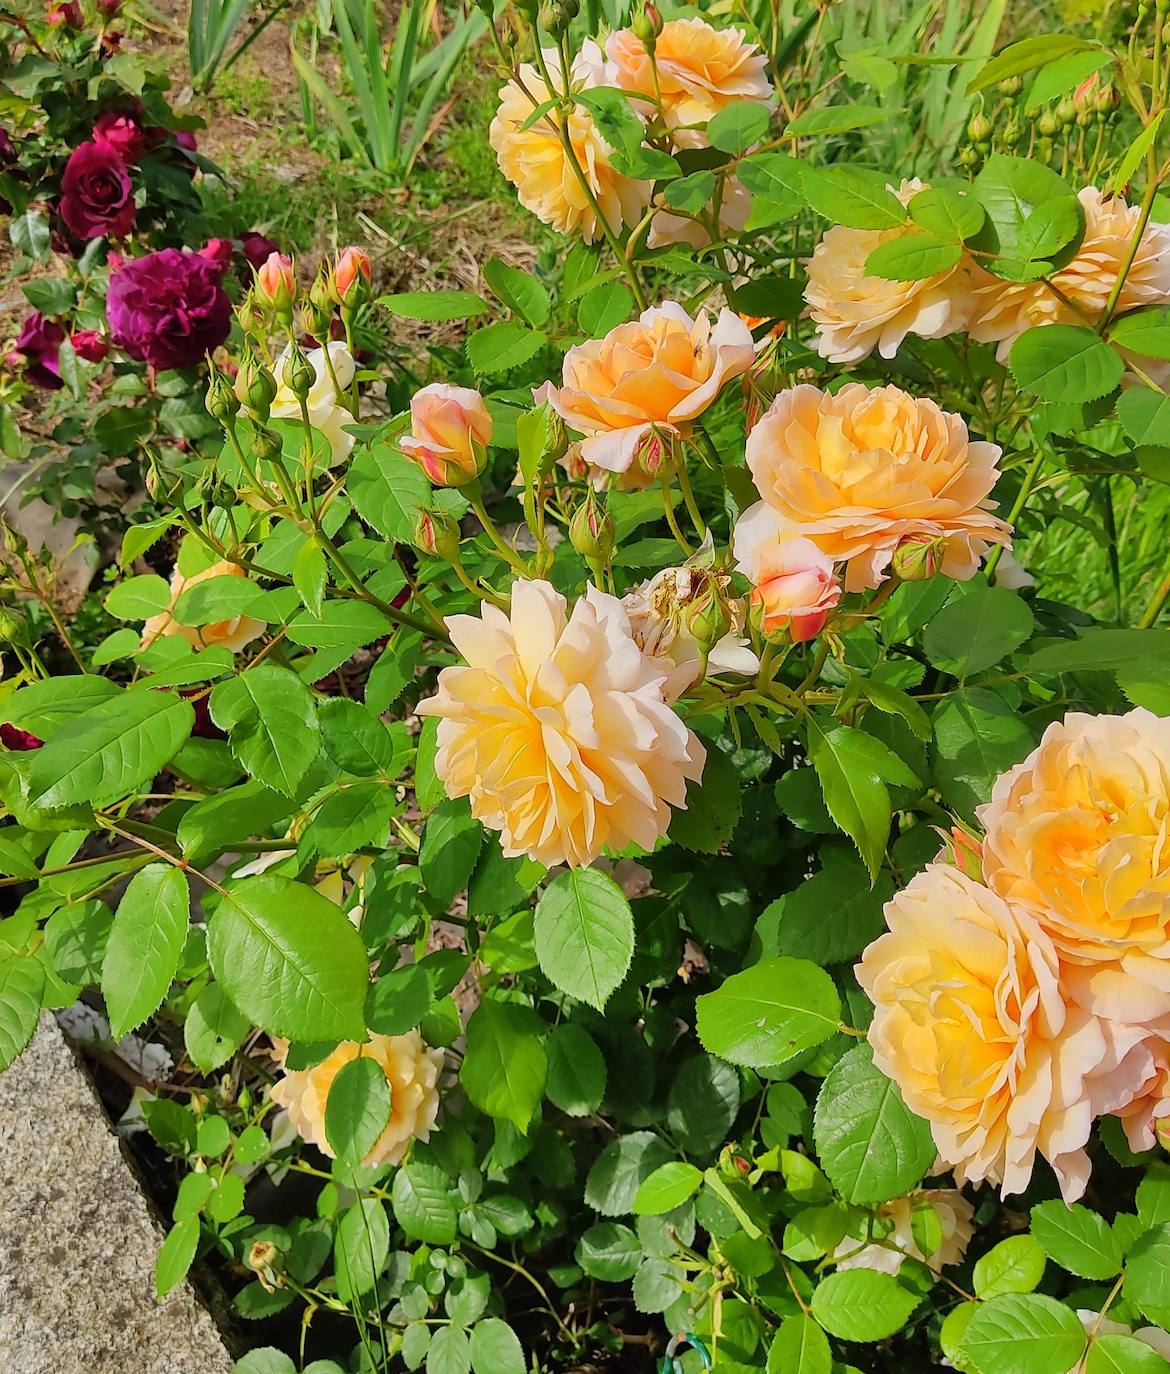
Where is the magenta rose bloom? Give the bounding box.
[0,723,44,751]
[59,140,135,240]
[12,313,65,390]
[107,248,231,370]
[93,110,147,163]
[70,330,109,363]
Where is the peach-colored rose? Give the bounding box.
[967,188,1170,360]
[833,1189,974,1276]
[732,518,841,641]
[417,579,705,868]
[742,383,1011,592]
[489,41,651,243]
[978,708,1170,1024]
[400,383,492,487]
[538,302,755,476]
[607,18,772,140]
[255,251,294,311]
[269,1031,442,1168]
[857,863,1154,1200]
[1114,1042,1170,1153]
[331,245,371,304]
[647,177,752,250]
[140,560,264,654]
[806,179,974,364]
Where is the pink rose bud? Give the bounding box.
[749,537,841,643]
[199,237,234,269]
[891,532,946,582]
[331,246,371,305]
[942,825,984,881]
[70,329,108,362]
[46,0,82,25]
[400,382,493,488]
[635,426,668,478]
[255,251,296,312]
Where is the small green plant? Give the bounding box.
[188,0,294,94]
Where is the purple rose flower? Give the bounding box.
[59,140,135,240]
[12,313,65,390]
[93,110,147,163]
[107,248,231,371]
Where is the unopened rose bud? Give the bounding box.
[635,425,671,479]
[568,489,614,565]
[681,582,732,657]
[255,251,295,314]
[1094,84,1117,117]
[1002,118,1022,149]
[966,111,992,143]
[1037,109,1060,139]
[891,533,945,582]
[400,383,493,488]
[252,425,284,465]
[414,507,461,559]
[331,247,372,307]
[996,75,1022,97]
[942,824,984,881]
[206,370,241,424]
[281,342,316,403]
[959,145,981,170]
[632,3,658,48]
[0,606,27,645]
[237,351,277,420]
[1056,97,1078,127]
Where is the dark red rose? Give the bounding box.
[0,129,14,164]
[99,30,122,57]
[93,110,147,163]
[174,130,198,153]
[239,231,280,270]
[179,689,225,740]
[107,247,231,370]
[96,0,121,16]
[70,330,109,362]
[46,0,82,25]
[59,140,135,240]
[0,723,43,751]
[200,237,234,268]
[12,313,65,390]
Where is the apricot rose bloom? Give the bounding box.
[805,179,974,364]
[978,708,1170,1024]
[607,18,773,140]
[489,42,650,243]
[742,383,1011,592]
[538,303,755,477]
[400,383,492,487]
[732,526,841,642]
[833,1189,974,1276]
[266,340,356,467]
[417,579,705,868]
[968,188,1170,359]
[140,561,264,654]
[857,864,1155,1200]
[269,1032,442,1168]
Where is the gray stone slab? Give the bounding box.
[0,1014,235,1374]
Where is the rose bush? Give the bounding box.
[3,5,1170,1374]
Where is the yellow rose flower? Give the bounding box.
[856,863,1154,1200]
[140,560,264,654]
[741,382,1011,591]
[607,18,773,138]
[833,1189,974,1276]
[269,1030,443,1167]
[417,579,705,868]
[266,340,357,467]
[805,179,974,364]
[978,708,1170,1023]
[538,302,755,478]
[489,41,651,243]
[967,188,1170,360]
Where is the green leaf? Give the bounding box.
[1108,306,1170,361]
[419,798,483,908]
[576,87,644,157]
[10,209,50,261]
[101,863,189,1038]
[1086,1335,1170,1374]
[737,152,806,209]
[865,232,963,281]
[324,1056,392,1166]
[460,999,546,1131]
[923,586,1035,678]
[668,743,742,853]
[810,1268,919,1340]
[578,282,634,336]
[209,664,320,798]
[1118,388,1170,446]
[610,146,679,180]
[483,257,550,327]
[286,601,395,652]
[584,1131,674,1215]
[104,573,172,621]
[177,781,292,865]
[318,700,400,777]
[908,186,986,240]
[858,676,932,741]
[806,716,917,879]
[379,289,490,321]
[232,1351,297,1374]
[333,1198,390,1301]
[292,536,326,618]
[973,1235,1047,1298]
[1123,1222,1170,1324]
[0,954,45,1071]
[958,1293,1087,1374]
[967,35,1100,93]
[155,1216,199,1298]
[466,321,546,376]
[545,1023,606,1117]
[1010,325,1123,402]
[932,687,1033,817]
[767,1313,832,1374]
[392,1161,458,1244]
[1030,1200,1121,1280]
[174,574,265,626]
[207,874,369,1041]
[763,856,892,965]
[0,676,121,740]
[1137,1162,1170,1229]
[667,1054,740,1156]
[1015,195,1084,261]
[302,781,400,858]
[972,156,1079,262]
[707,100,771,152]
[366,964,432,1036]
[632,1161,702,1215]
[42,901,112,984]
[1026,49,1114,109]
[427,1324,470,1374]
[576,1222,642,1281]
[1026,627,1170,673]
[695,956,841,1069]
[534,868,634,1011]
[662,169,716,213]
[184,983,251,1074]
[469,1318,525,1374]
[1112,110,1166,196]
[813,1045,934,1205]
[788,104,894,137]
[802,166,906,228]
[29,690,194,810]
[349,445,431,542]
